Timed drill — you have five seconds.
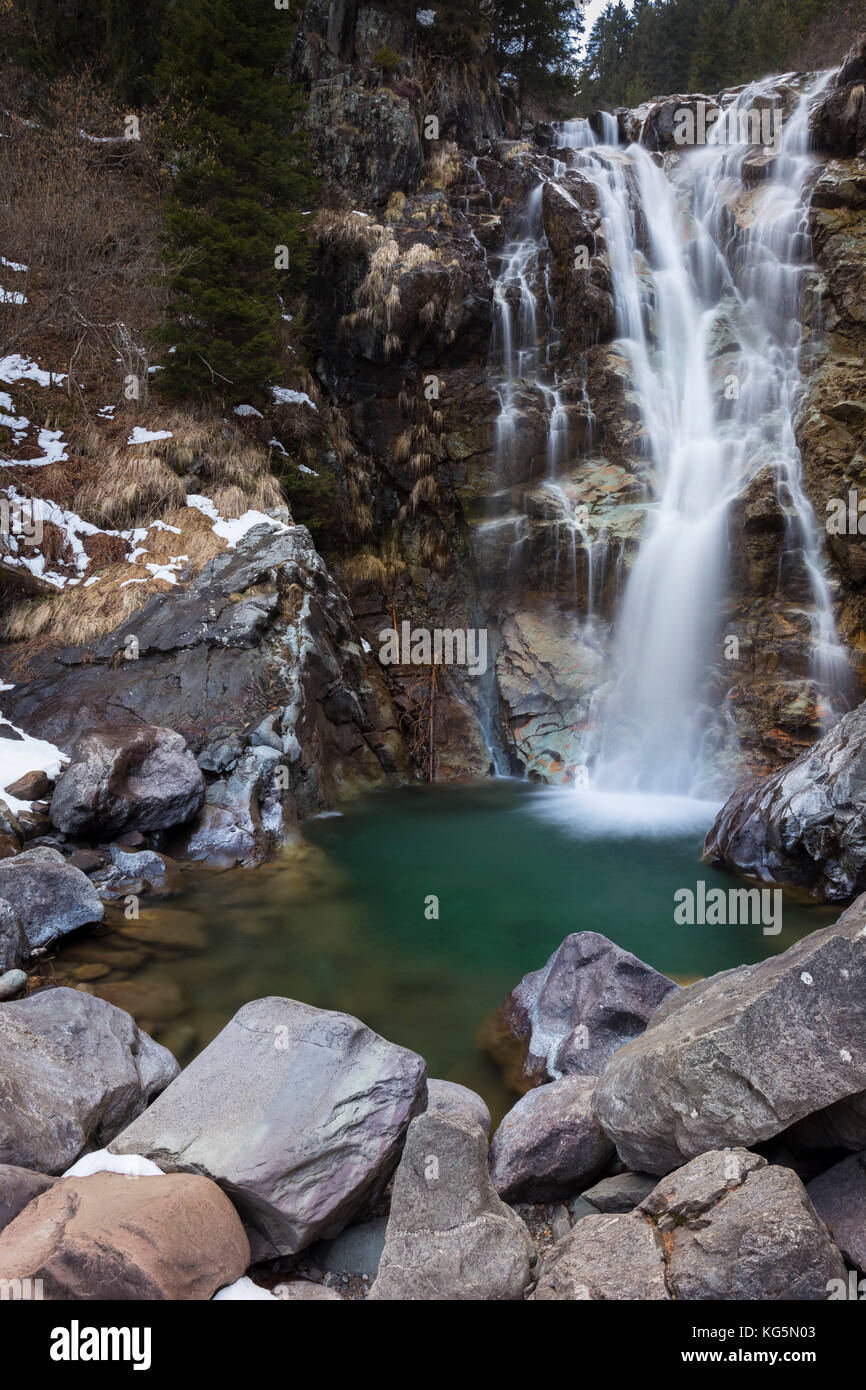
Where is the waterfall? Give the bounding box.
[558,74,849,798]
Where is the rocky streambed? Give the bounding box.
[3,899,866,1300]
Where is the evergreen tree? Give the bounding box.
[104,0,167,105]
[491,0,584,103]
[155,0,314,404]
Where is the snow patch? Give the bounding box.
[63,1149,165,1179]
[127,427,173,445]
[271,386,317,410]
[0,716,67,814]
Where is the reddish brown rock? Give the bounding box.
[0,1171,250,1300]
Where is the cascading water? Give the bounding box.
[556,75,849,799]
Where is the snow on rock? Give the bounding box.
[0,710,67,813]
[213,1277,279,1302]
[233,404,263,418]
[271,386,317,410]
[127,426,173,445]
[186,493,289,548]
[63,1148,165,1179]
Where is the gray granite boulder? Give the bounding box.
[535,1149,846,1300]
[369,1110,535,1301]
[110,997,427,1260]
[807,1152,866,1271]
[489,1076,614,1203]
[0,988,179,1173]
[593,895,866,1173]
[0,858,103,950]
[485,932,678,1090]
[50,725,205,837]
[426,1079,491,1134]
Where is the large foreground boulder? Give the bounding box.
[369,1110,535,1301]
[484,931,678,1091]
[534,1150,846,1300]
[489,1076,614,1203]
[0,1172,249,1299]
[0,988,179,1174]
[50,725,205,837]
[110,997,427,1260]
[0,858,103,950]
[704,700,866,901]
[592,896,866,1174]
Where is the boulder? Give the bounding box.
[535,1149,846,1300]
[0,1164,57,1233]
[110,997,427,1260]
[0,987,179,1173]
[0,857,104,950]
[592,897,866,1174]
[807,1152,866,1270]
[0,899,27,972]
[484,931,678,1091]
[425,1079,491,1134]
[50,725,205,837]
[489,1077,614,1203]
[368,1110,535,1301]
[0,969,27,1000]
[648,1152,846,1301]
[581,1172,658,1213]
[0,1172,249,1300]
[314,1217,388,1278]
[5,769,52,801]
[704,701,866,901]
[534,1209,670,1301]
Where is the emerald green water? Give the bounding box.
[55,781,837,1116]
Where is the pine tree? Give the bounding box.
[491,0,584,104]
[104,0,167,105]
[155,0,314,405]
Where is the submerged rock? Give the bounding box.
[368,1110,535,1301]
[0,1171,249,1300]
[704,700,866,901]
[0,987,179,1174]
[484,931,678,1091]
[110,997,427,1260]
[592,895,866,1174]
[489,1076,614,1203]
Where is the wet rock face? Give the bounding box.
[484,931,678,1092]
[533,1149,846,1301]
[592,895,866,1175]
[0,1172,250,1300]
[0,988,179,1174]
[110,997,428,1261]
[704,700,866,900]
[1,523,406,865]
[812,34,866,155]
